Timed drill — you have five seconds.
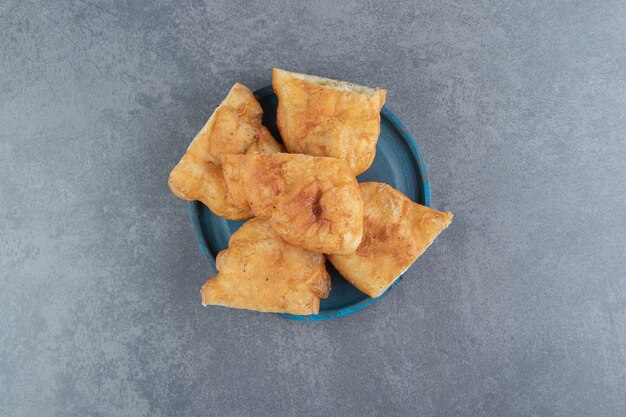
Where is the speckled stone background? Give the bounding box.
[1,1,625,416]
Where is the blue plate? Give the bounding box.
[189,85,430,321]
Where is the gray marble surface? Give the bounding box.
[1,1,625,416]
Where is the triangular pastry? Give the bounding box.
[272,68,387,175]
[201,218,330,315]
[168,83,282,219]
[328,182,453,298]
[221,153,364,255]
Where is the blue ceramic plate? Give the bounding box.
[190,86,430,321]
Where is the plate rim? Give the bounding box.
[188,85,431,321]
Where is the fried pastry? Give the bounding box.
[221,153,363,255]
[272,68,387,175]
[168,83,283,219]
[201,218,330,315]
[328,182,453,298]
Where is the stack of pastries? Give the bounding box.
[168,69,453,316]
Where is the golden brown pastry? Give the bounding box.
[328,182,453,298]
[201,218,330,315]
[221,153,364,255]
[272,68,387,175]
[168,83,283,219]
